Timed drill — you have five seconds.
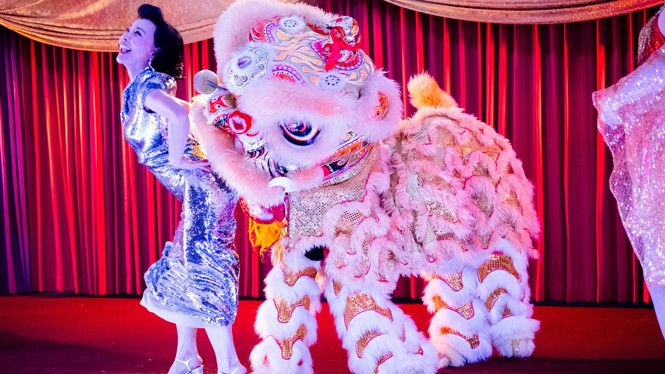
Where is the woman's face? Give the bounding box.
[117,18,157,75]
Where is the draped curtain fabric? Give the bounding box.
[0,0,237,51]
[383,0,665,24]
[1,1,661,52]
[0,0,658,303]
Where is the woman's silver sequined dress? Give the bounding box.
[121,67,239,327]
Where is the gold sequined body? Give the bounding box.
[287,148,378,241]
[388,108,541,275]
[280,105,540,295]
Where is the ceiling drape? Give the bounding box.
[1,1,661,52]
[0,0,236,51]
[383,0,665,24]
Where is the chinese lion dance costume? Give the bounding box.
[190,1,540,373]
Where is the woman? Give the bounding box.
[593,6,665,340]
[117,4,246,373]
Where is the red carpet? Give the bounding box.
[1,296,664,373]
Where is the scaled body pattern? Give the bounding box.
[191,1,540,372]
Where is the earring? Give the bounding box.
[148,51,157,71]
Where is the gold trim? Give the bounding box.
[374,353,394,374]
[477,254,521,283]
[273,324,308,360]
[283,267,318,287]
[440,327,480,349]
[356,330,383,358]
[274,296,311,323]
[431,272,464,291]
[431,296,475,319]
[344,293,393,328]
[485,287,508,310]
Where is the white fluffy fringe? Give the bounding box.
[250,338,313,374]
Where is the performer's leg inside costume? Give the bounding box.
[249,253,322,374]
[422,265,492,367]
[476,239,539,358]
[325,280,437,374]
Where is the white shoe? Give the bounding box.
[173,355,203,374]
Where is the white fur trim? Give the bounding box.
[263,264,323,304]
[422,267,478,310]
[427,298,492,367]
[352,71,403,142]
[189,99,285,207]
[235,79,355,168]
[250,338,314,374]
[254,301,318,344]
[490,315,540,358]
[429,331,492,367]
[323,282,437,374]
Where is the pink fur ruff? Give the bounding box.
[388,104,541,270]
[189,98,285,207]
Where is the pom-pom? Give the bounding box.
[194,69,223,94]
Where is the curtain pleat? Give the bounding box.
[382,0,664,24]
[0,0,659,302]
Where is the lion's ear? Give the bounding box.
[353,71,403,142]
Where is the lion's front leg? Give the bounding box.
[324,278,437,374]
[249,253,323,374]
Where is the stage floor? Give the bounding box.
[1,296,664,373]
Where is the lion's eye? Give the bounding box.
[279,120,320,146]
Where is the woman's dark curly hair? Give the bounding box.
[138,4,184,79]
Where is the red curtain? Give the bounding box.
[0,0,657,303]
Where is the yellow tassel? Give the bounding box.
[247,217,286,260]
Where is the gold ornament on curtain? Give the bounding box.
[381,0,664,24]
[0,0,300,52]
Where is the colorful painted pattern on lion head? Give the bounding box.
[209,0,402,180]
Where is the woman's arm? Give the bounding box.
[144,89,208,170]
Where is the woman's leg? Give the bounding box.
[205,325,246,374]
[168,325,202,374]
[647,281,665,340]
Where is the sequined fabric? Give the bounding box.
[274,325,308,360]
[593,46,665,286]
[637,7,665,67]
[477,254,522,283]
[355,330,382,358]
[343,292,394,328]
[122,67,240,326]
[288,148,378,241]
[387,107,541,275]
